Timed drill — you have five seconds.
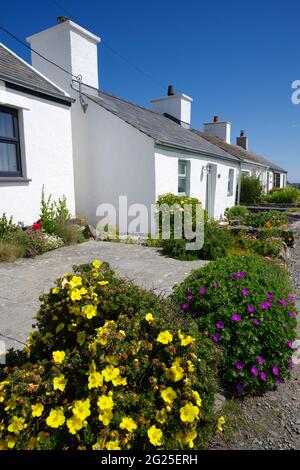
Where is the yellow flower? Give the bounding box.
[217,416,225,432]
[176,429,197,449]
[31,403,44,418]
[187,360,195,372]
[5,435,16,449]
[92,259,101,269]
[46,408,65,428]
[52,350,66,364]
[156,330,173,344]
[67,415,84,435]
[119,417,137,432]
[155,408,167,424]
[161,387,177,404]
[102,366,120,383]
[0,380,9,391]
[82,304,97,320]
[52,288,60,294]
[69,276,82,289]
[70,289,83,301]
[178,329,195,346]
[165,362,184,382]
[145,313,154,323]
[147,425,163,447]
[88,371,103,389]
[73,399,91,421]
[106,439,121,450]
[98,410,113,426]
[112,376,127,387]
[98,280,109,286]
[53,374,67,392]
[97,395,114,411]
[192,391,202,407]
[7,416,26,435]
[180,403,200,423]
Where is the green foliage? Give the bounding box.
[243,211,288,228]
[0,240,25,262]
[0,213,18,239]
[225,206,249,220]
[40,187,71,235]
[52,222,85,245]
[240,176,264,204]
[171,255,297,396]
[265,187,300,204]
[0,261,219,450]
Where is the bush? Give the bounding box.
[0,261,219,450]
[240,176,264,204]
[0,241,25,262]
[243,211,288,228]
[225,206,249,220]
[265,187,300,204]
[171,255,297,396]
[40,188,71,235]
[0,213,18,239]
[53,222,85,245]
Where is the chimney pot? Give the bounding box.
[213,115,219,123]
[57,16,69,24]
[167,85,175,96]
[240,130,245,137]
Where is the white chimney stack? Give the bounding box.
[151,85,193,128]
[204,116,231,144]
[27,18,101,93]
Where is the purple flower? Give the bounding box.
[231,274,238,281]
[288,340,293,349]
[267,294,274,302]
[236,272,246,278]
[288,294,296,303]
[216,321,225,330]
[258,356,264,365]
[242,290,250,296]
[289,311,296,319]
[290,358,294,369]
[260,301,271,310]
[199,287,206,294]
[278,299,288,307]
[272,366,279,376]
[260,371,266,381]
[212,333,221,343]
[276,378,281,385]
[212,282,219,289]
[247,306,255,313]
[182,303,189,310]
[231,313,241,322]
[252,318,260,326]
[236,383,244,393]
[185,295,193,301]
[251,366,258,377]
[235,361,244,370]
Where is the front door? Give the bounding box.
[205,164,217,218]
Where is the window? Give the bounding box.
[178,160,190,195]
[241,170,251,177]
[227,168,234,196]
[274,173,281,188]
[0,106,22,177]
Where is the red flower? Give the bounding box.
[32,220,42,231]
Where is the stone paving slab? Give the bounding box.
[0,241,207,350]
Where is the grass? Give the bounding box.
[0,241,25,262]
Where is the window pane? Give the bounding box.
[0,143,18,172]
[178,177,187,194]
[178,161,187,176]
[0,112,14,138]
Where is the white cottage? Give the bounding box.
[0,18,287,231]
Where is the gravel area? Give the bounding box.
[209,223,300,450]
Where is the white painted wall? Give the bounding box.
[240,162,269,193]
[0,86,75,224]
[203,121,231,144]
[155,147,239,219]
[151,94,193,127]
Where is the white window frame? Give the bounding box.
[227,168,235,197]
[178,160,190,196]
[241,170,251,178]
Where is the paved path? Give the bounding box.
[0,241,207,350]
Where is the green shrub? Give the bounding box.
[171,255,297,396]
[3,229,49,257]
[225,206,249,220]
[265,187,300,204]
[0,241,25,262]
[0,213,18,239]
[243,211,288,228]
[240,176,264,204]
[53,222,85,245]
[0,261,219,450]
[40,188,71,235]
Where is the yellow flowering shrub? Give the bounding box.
[0,261,219,450]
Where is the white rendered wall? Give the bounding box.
[0,87,75,224]
[155,147,239,219]
[241,162,269,193]
[151,94,192,126]
[203,121,231,144]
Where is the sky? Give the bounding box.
[1,0,300,180]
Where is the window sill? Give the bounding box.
[0,177,31,183]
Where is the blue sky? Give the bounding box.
[1,0,300,180]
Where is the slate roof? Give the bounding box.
[84,90,240,161]
[0,43,69,99]
[192,129,287,173]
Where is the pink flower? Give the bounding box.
[260,372,266,381]
[289,312,296,319]
[242,290,250,296]
[247,306,255,313]
[258,356,264,365]
[199,287,206,294]
[260,301,271,310]
[216,321,225,330]
[288,294,296,302]
[267,294,274,302]
[212,333,221,343]
[251,366,258,377]
[236,361,244,370]
[272,366,279,376]
[252,318,260,325]
[231,313,241,322]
